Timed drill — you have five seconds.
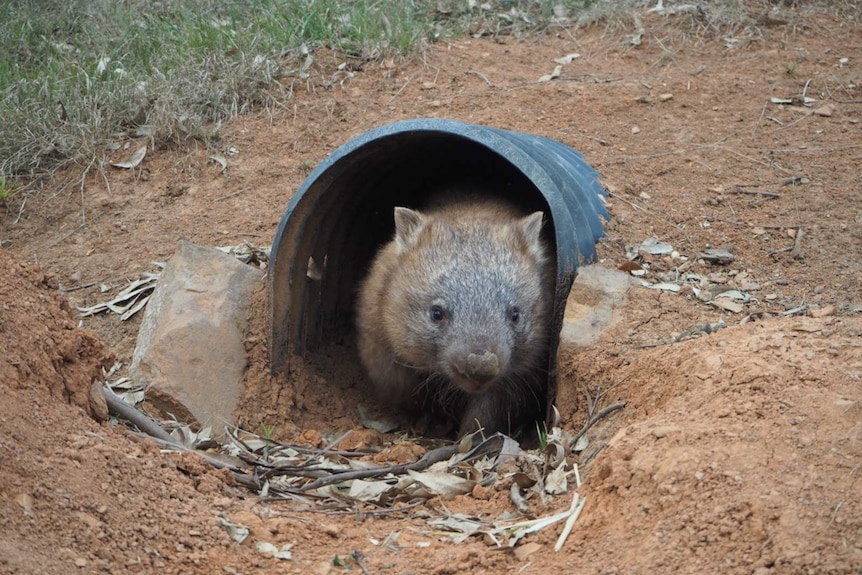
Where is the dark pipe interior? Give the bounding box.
[282,132,556,356]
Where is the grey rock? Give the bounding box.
[130,241,264,437]
[561,265,636,348]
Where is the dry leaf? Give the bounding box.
[553,53,580,65]
[538,65,562,83]
[544,465,569,495]
[407,469,475,500]
[514,542,542,560]
[111,146,147,169]
[209,154,228,173]
[348,479,395,502]
[645,282,680,292]
[639,237,674,255]
[256,541,292,560]
[711,299,744,313]
[218,516,250,544]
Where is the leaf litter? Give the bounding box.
[618,232,804,331]
[76,265,163,320]
[101,381,622,552]
[77,242,270,319]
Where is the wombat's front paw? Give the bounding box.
[458,395,509,437]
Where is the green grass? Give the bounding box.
[4,0,851,185]
[0,175,14,202]
[0,0,428,178]
[0,0,602,181]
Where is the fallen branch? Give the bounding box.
[729,187,780,198]
[59,281,99,293]
[768,246,793,257]
[569,401,627,451]
[287,443,462,492]
[104,386,175,444]
[105,387,260,487]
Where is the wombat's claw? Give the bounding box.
[466,351,500,382]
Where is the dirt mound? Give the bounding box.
[0,250,254,574]
[562,315,862,574]
[0,248,113,418]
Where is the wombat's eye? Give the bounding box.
[430,305,445,323]
[509,308,521,323]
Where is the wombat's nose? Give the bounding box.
[465,351,500,383]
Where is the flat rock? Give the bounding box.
[130,241,264,437]
[561,265,637,348]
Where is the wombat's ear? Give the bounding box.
[519,211,547,263]
[393,207,427,253]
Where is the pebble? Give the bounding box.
[651,425,681,438]
[810,305,836,318]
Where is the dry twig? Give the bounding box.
[569,401,627,451]
[729,187,780,198]
[791,227,804,260]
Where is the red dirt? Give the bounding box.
[2,6,861,574]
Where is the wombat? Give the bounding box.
[356,196,554,437]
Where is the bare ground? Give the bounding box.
[1,6,861,574]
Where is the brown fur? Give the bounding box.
[356,197,554,437]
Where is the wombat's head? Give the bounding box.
[382,204,553,395]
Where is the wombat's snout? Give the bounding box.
[451,348,501,393]
[466,351,500,380]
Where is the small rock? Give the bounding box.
[472,484,495,500]
[300,429,325,448]
[76,511,102,529]
[712,299,744,313]
[651,425,681,438]
[632,125,641,134]
[339,429,384,451]
[659,93,673,101]
[14,493,33,514]
[74,558,88,568]
[514,542,543,561]
[812,104,834,117]
[810,305,836,318]
[698,248,735,264]
[373,441,425,464]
